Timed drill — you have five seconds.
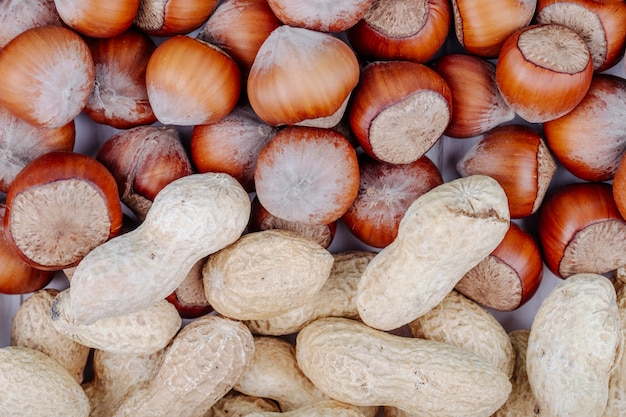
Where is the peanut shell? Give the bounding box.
[527,273,622,417]
[357,175,510,330]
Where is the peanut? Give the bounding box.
[205,391,280,417]
[296,317,511,416]
[356,175,510,330]
[246,250,376,335]
[11,288,90,383]
[50,288,181,355]
[603,268,626,417]
[111,314,254,417]
[244,400,367,417]
[234,335,331,411]
[69,172,251,324]
[407,289,515,378]
[527,273,622,417]
[493,330,542,417]
[83,348,165,417]
[0,346,90,416]
[203,229,334,320]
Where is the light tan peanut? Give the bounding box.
[234,335,331,411]
[246,250,376,335]
[357,175,510,330]
[112,314,255,417]
[203,229,334,320]
[493,330,542,417]
[50,288,181,355]
[527,273,622,417]
[11,288,90,383]
[603,268,626,417]
[244,400,367,417]
[296,317,511,417]
[0,346,90,416]
[69,173,251,324]
[407,290,515,378]
[205,391,280,417]
[83,349,165,417]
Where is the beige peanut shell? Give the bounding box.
[0,346,90,417]
[205,391,280,417]
[527,273,622,417]
[83,348,165,417]
[244,400,367,417]
[203,229,334,321]
[11,288,90,383]
[407,289,515,378]
[51,288,181,355]
[69,173,251,324]
[357,174,510,330]
[603,271,626,417]
[246,250,376,335]
[111,314,255,417]
[493,330,542,417]
[234,335,329,411]
[296,317,512,416]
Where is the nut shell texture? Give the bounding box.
[69,173,251,324]
[526,273,622,417]
[356,175,510,330]
[296,317,512,417]
[408,290,515,378]
[51,289,181,355]
[204,229,334,320]
[0,346,90,417]
[112,315,255,417]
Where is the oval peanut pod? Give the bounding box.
[296,317,512,417]
[203,229,334,321]
[208,391,280,417]
[50,289,181,355]
[493,330,542,417]
[234,336,331,411]
[527,273,622,417]
[112,314,255,417]
[83,349,165,417]
[246,250,376,335]
[69,173,251,324]
[357,174,510,330]
[407,290,515,378]
[245,400,367,417]
[600,271,626,416]
[11,288,90,383]
[0,346,90,416]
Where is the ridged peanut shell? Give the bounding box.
[246,400,367,417]
[204,229,334,320]
[604,274,626,415]
[69,173,251,324]
[296,317,512,417]
[11,288,90,383]
[234,336,329,411]
[527,273,622,417]
[493,330,542,417]
[83,349,165,417]
[0,346,90,417]
[408,290,515,378]
[245,251,375,335]
[51,289,181,355]
[357,175,510,330]
[112,315,255,417]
